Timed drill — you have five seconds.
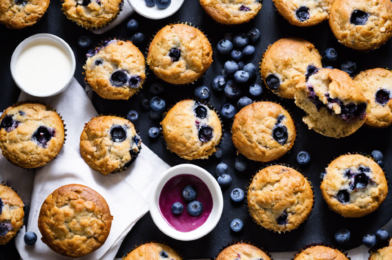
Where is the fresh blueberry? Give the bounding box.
[234,70,250,84]
[363,234,377,248]
[247,28,260,43]
[296,6,310,22]
[148,127,160,138]
[272,125,288,145]
[195,105,208,119]
[230,219,244,232]
[371,150,383,161]
[24,231,37,246]
[337,190,350,204]
[323,48,338,62]
[297,151,310,165]
[231,188,245,202]
[149,83,164,96]
[127,19,139,32]
[171,202,184,215]
[351,10,369,25]
[155,0,171,8]
[216,162,228,176]
[183,185,198,202]
[238,61,244,70]
[150,96,166,113]
[276,211,288,225]
[78,36,91,49]
[198,126,213,142]
[215,149,223,159]
[249,84,263,97]
[234,156,247,172]
[225,80,241,99]
[217,174,232,188]
[375,89,391,105]
[110,126,127,142]
[242,45,255,57]
[194,86,210,100]
[221,103,236,119]
[187,201,203,216]
[126,110,139,122]
[376,229,390,241]
[224,60,239,76]
[32,126,55,148]
[145,0,155,7]
[149,110,162,121]
[141,99,150,111]
[335,229,351,244]
[110,70,128,87]
[266,74,280,90]
[223,33,233,41]
[131,33,145,44]
[341,61,357,75]
[377,160,384,167]
[233,33,249,48]
[237,96,253,108]
[212,75,226,91]
[230,50,243,62]
[168,48,181,62]
[217,39,233,55]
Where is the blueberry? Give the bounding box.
[352,173,370,190]
[129,76,142,89]
[323,48,338,62]
[376,229,390,241]
[296,6,310,22]
[376,89,391,106]
[242,45,255,57]
[94,59,103,66]
[212,75,226,91]
[225,80,241,99]
[171,202,184,215]
[194,86,210,100]
[149,83,164,96]
[78,36,91,49]
[187,201,203,216]
[145,0,155,7]
[110,126,127,142]
[237,96,253,108]
[183,185,198,202]
[217,174,232,188]
[224,60,239,76]
[247,28,260,43]
[156,0,171,8]
[14,0,28,5]
[195,105,208,119]
[238,61,244,70]
[305,65,318,80]
[234,70,250,84]
[230,219,244,232]
[0,115,19,132]
[297,151,310,165]
[234,156,247,172]
[126,110,138,122]
[341,61,357,75]
[351,10,369,25]
[131,33,145,44]
[127,19,139,32]
[335,229,351,245]
[24,231,37,246]
[32,126,55,148]
[216,162,228,176]
[336,190,350,204]
[0,198,2,215]
[230,50,243,62]
[249,84,263,97]
[377,160,384,167]
[110,70,128,87]
[150,96,166,113]
[266,74,280,90]
[233,33,249,48]
[276,211,288,225]
[198,126,213,142]
[371,150,383,161]
[272,125,288,145]
[239,5,250,11]
[160,251,169,258]
[243,63,257,78]
[148,127,160,138]
[168,48,181,62]
[231,188,245,202]
[221,103,236,119]
[217,39,233,55]
[149,110,162,121]
[363,234,377,248]
[141,99,150,111]
[0,223,12,236]
[214,149,223,159]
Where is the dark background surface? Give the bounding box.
[1,0,392,259]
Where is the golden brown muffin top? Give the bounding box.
[123,243,182,260]
[216,243,271,260]
[295,246,349,260]
[370,239,392,260]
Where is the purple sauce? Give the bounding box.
[159,174,213,232]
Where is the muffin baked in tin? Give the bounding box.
[294,245,349,260]
[216,243,271,260]
[123,242,182,260]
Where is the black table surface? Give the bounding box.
[2,0,392,259]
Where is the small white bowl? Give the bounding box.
[150,164,223,241]
[10,33,76,98]
[128,0,184,20]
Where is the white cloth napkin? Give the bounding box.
[0,78,170,260]
[93,0,134,34]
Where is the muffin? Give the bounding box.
[0,102,65,168]
[232,102,296,162]
[0,0,49,29]
[329,0,392,51]
[147,24,213,85]
[354,68,392,128]
[80,116,141,175]
[38,184,113,258]
[248,165,314,233]
[216,243,271,260]
[370,239,392,260]
[321,154,388,218]
[62,0,122,30]
[260,38,322,99]
[273,0,334,27]
[0,184,24,245]
[295,68,368,138]
[199,0,262,25]
[84,40,146,100]
[161,100,222,160]
[123,243,182,260]
[294,245,349,260]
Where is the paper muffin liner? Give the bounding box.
[246,163,315,234]
[122,241,183,260]
[214,240,272,260]
[294,243,350,260]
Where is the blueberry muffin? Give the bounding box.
[0,103,65,168]
[84,40,146,100]
[62,0,122,29]
[260,38,322,99]
[248,165,313,233]
[370,239,392,260]
[147,24,213,85]
[161,100,222,160]
[294,246,349,260]
[354,68,392,128]
[0,0,49,29]
[199,0,262,25]
[0,184,24,245]
[123,243,182,260]
[80,116,141,175]
[329,0,392,51]
[321,154,388,218]
[295,68,368,138]
[216,243,271,260]
[232,102,296,162]
[273,0,334,27]
[38,184,113,258]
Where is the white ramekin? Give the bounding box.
[10,33,76,98]
[150,164,224,241]
[128,0,184,20]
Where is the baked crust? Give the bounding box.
[370,239,392,260]
[294,246,349,260]
[123,242,182,260]
[216,243,271,260]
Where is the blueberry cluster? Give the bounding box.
[126,19,145,44]
[145,0,171,9]
[335,227,390,249]
[171,185,204,216]
[194,104,214,143]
